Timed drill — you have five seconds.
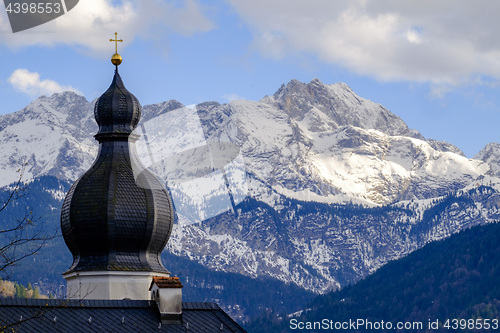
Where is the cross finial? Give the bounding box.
[109,32,123,67]
[110,32,123,53]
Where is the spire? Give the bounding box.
[60,34,175,300]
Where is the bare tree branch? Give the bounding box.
[0,165,90,330]
[0,164,56,280]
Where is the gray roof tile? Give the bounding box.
[0,299,246,332]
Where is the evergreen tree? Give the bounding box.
[14,283,26,298]
[32,286,40,299]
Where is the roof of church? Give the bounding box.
[60,70,174,274]
[0,299,246,332]
[46,39,245,332]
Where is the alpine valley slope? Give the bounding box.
[1,78,500,298]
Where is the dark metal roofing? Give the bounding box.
[0,299,246,332]
[60,71,174,274]
[94,69,141,140]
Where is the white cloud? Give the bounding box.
[0,0,213,54]
[8,69,82,97]
[226,0,500,87]
[222,93,244,102]
[406,28,423,44]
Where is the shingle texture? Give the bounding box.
[0,299,247,332]
[60,71,174,274]
[94,71,141,138]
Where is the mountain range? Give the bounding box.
[1,77,500,321]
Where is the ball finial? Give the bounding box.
[111,53,122,66]
[109,32,123,66]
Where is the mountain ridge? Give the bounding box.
[0,79,490,193]
[1,78,500,303]
[263,78,417,138]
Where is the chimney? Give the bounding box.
[150,276,183,324]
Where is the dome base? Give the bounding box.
[63,270,170,300]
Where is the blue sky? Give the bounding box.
[1,0,500,157]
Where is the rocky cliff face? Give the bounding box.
[264,79,414,137]
[474,142,500,177]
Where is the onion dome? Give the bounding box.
[60,70,174,274]
[94,72,140,141]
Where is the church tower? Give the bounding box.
[60,33,175,300]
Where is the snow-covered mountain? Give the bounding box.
[2,78,500,299]
[0,92,97,187]
[0,79,491,206]
[189,79,488,207]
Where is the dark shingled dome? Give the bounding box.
[94,71,141,141]
[60,70,174,274]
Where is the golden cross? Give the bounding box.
[109,32,123,53]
